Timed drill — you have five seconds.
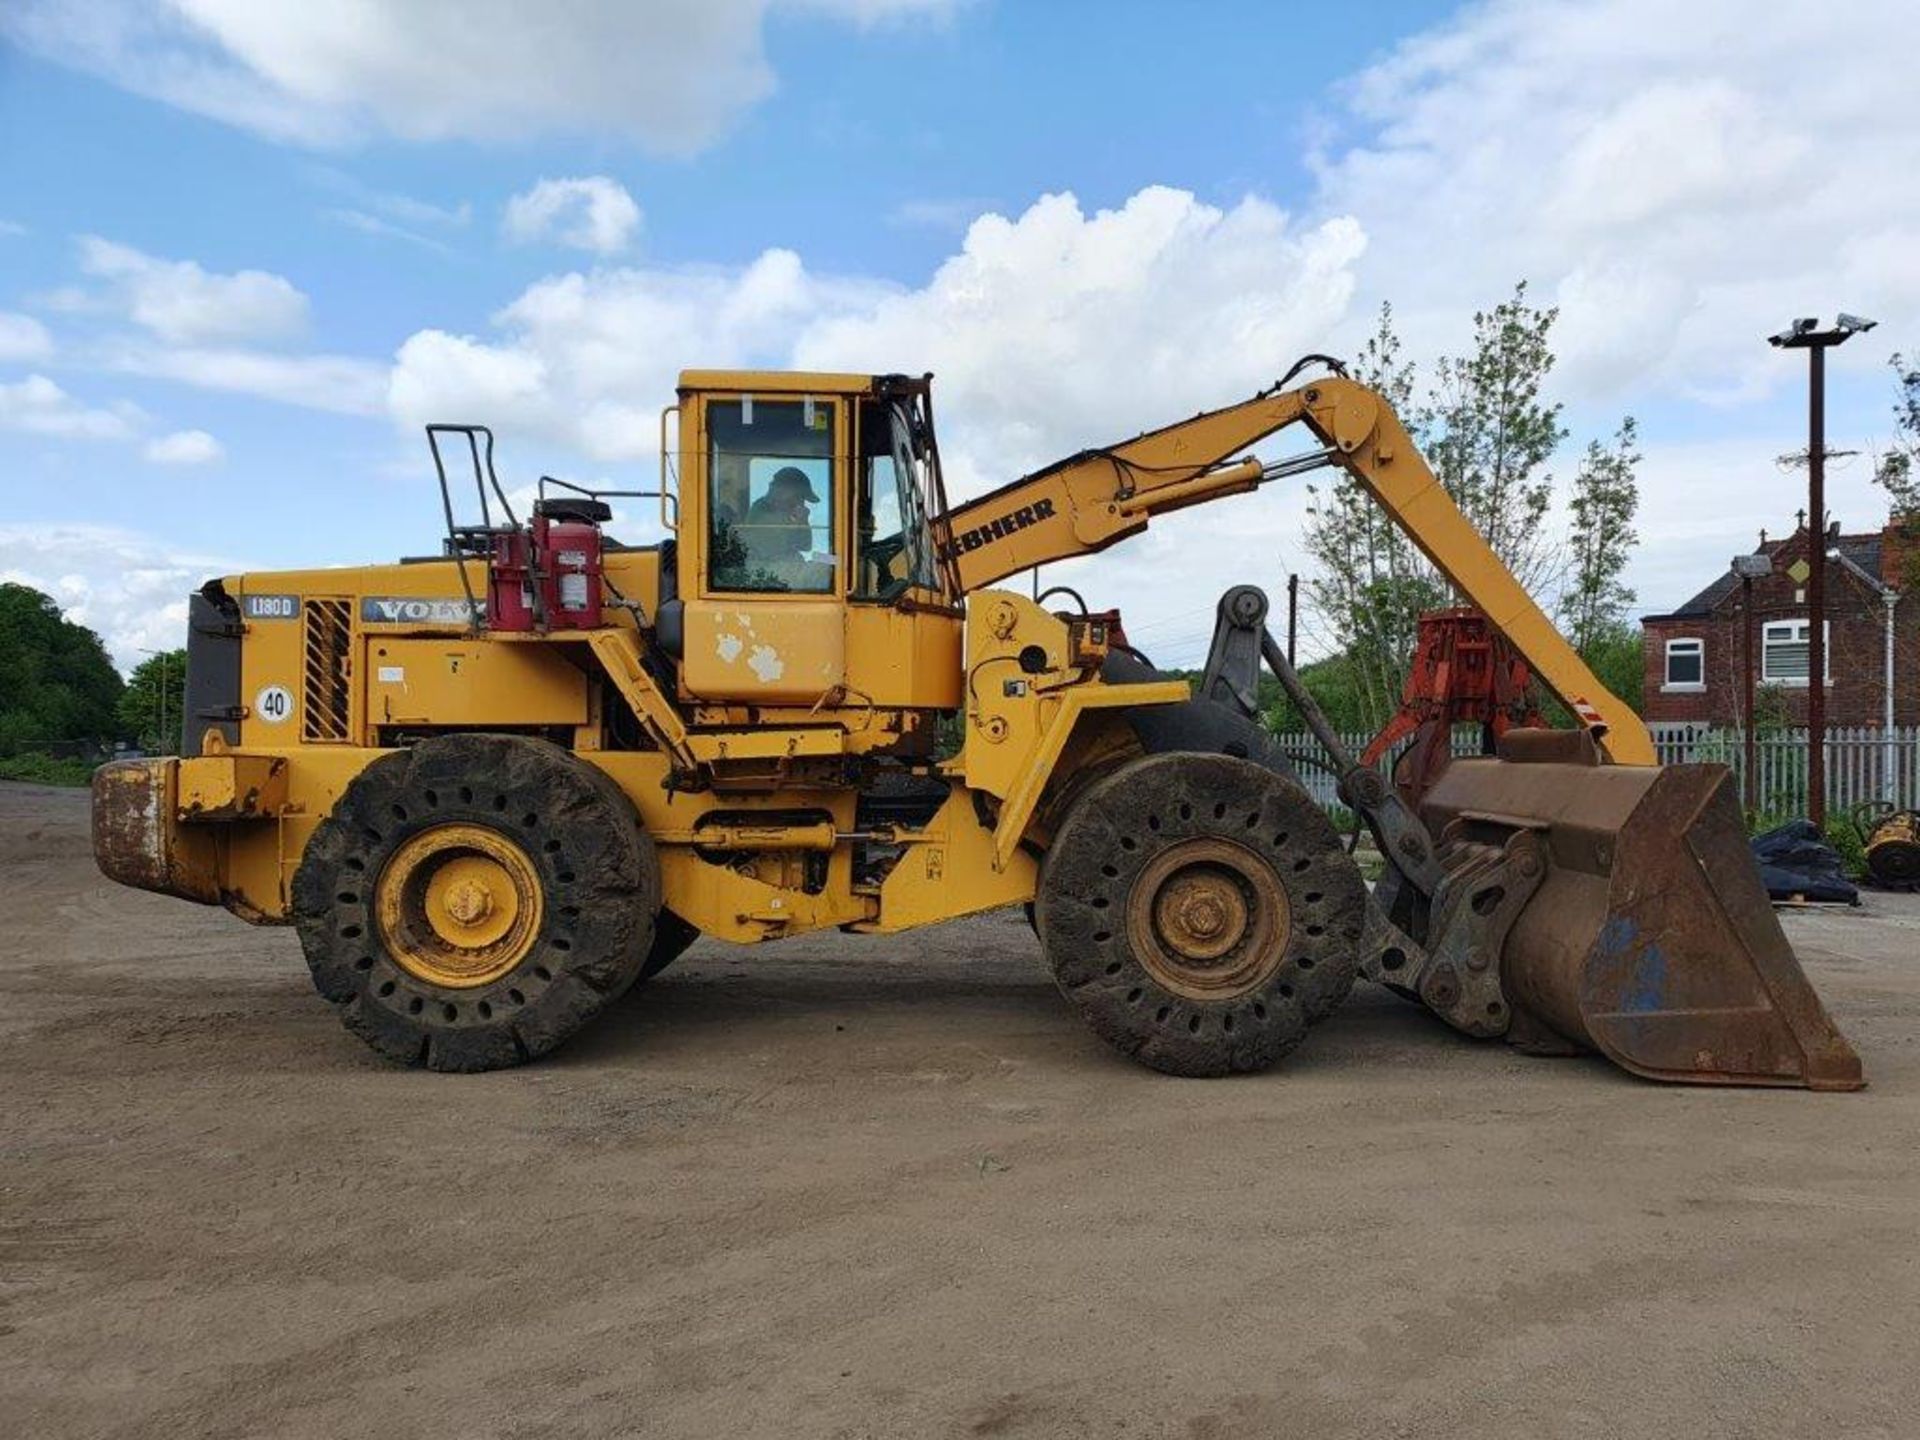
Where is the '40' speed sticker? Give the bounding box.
[254,685,294,724]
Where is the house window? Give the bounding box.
[1761,618,1830,686]
[1663,637,1704,692]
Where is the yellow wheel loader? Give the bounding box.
[92,359,1863,1088]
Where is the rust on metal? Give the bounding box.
[91,759,221,905]
[1420,739,1864,1091]
[1126,836,1290,1000]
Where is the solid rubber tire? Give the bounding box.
[1036,751,1365,1077]
[291,734,658,1072]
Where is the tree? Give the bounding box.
[1576,626,1643,716]
[1263,651,1378,736]
[0,584,124,756]
[1300,286,1637,733]
[1423,281,1567,594]
[1560,416,1641,653]
[117,648,188,753]
[1303,303,1445,730]
[1876,351,1920,590]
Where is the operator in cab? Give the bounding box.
[741,465,831,589]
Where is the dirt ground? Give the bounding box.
[2,782,1917,1440]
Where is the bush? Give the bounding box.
[1823,816,1868,881]
[0,752,99,787]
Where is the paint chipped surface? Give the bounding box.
[716,633,743,663]
[747,644,785,683]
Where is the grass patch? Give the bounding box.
[0,753,99,787]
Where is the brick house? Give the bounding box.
[1640,516,1918,730]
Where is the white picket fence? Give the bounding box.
[1272,722,1920,818]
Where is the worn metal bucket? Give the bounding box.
[1419,731,1864,1090]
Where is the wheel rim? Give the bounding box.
[1125,837,1290,1000]
[375,823,544,988]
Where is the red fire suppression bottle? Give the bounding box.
[531,497,609,629]
[486,528,536,631]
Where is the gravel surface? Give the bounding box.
[3,781,1916,1439]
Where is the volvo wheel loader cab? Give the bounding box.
[92,359,1863,1088]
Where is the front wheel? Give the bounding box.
[292,735,659,1072]
[1036,752,1366,1077]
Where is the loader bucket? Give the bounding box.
[1419,731,1864,1090]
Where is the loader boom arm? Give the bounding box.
[937,369,1655,765]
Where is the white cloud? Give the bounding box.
[0,374,141,441]
[1310,0,1920,406]
[0,220,27,237]
[143,429,224,466]
[324,208,457,256]
[503,177,642,256]
[0,522,241,672]
[388,247,895,459]
[78,235,309,345]
[391,188,1364,494]
[0,312,54,362]
[2,0,956,154]
[795,188,1366,491]
[313,168,470,252]
[107,342,388,416]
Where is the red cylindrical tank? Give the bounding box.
[539,517,604,629]
[487,529,536,631]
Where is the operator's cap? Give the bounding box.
[769,465,819,502]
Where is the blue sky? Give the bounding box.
[3,0,1916,670]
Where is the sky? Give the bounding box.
[2,0,1917,673]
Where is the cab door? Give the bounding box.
[679,391,848,704]
[844,394,963,710]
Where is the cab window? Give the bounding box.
[854,398,938,599]
[706,398,836,594]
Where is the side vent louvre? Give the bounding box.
[303,598,353,743]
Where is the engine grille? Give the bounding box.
[302,598,353,743]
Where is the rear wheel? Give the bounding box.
[292,735,658,1072]
[1037,752,1365,1076]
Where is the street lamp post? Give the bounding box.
[1768,314,1876,827]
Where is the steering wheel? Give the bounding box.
[861,534,909,594]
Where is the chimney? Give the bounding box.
[1828,519,1842,542]
[1886,515,1913,588]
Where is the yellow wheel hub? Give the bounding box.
[376,824,543,988]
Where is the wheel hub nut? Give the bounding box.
[444,880,492,927]
[1183,895,1226,938]
[1155,869,1248,963]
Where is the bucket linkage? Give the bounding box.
[1196,585,1864,1090]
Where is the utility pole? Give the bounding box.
[1769,314,1876,826]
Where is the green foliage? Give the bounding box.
[0,583,124,757]
[1580,624,1643,714]
[1301,287,1641,733]
[117,647,188,754]
[1823,816,1868,880]
[0,752,99,786]
[1877,351,1920,590]
[1561,418,1641,652]
[1304,304,1443,730]
[1260,651,1378,736]
[1424,282,1568,593]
